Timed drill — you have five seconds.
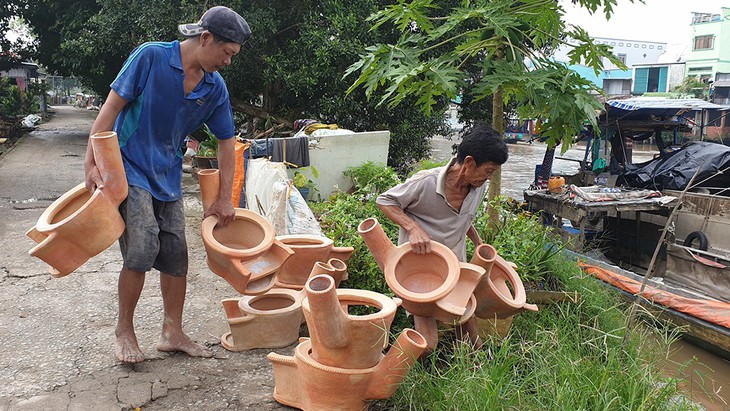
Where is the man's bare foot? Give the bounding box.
[115,330,145,363]
[157,331,213,358]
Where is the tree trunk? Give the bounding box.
[485,47,505,234]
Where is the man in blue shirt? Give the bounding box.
[84,6,250,363]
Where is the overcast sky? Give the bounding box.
[561,0,729,63]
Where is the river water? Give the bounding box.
[429,134,657,201]
[429,135,730,409]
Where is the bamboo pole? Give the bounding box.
[622,163,706,345]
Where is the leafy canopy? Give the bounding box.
[346,0,631,152]
[3,0,447,172]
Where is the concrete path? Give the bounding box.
[0,106,288,410]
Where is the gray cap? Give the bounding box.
[178,6,251,47]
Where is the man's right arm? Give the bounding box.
[85,90,128,192]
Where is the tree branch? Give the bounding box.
[229,97,293,128]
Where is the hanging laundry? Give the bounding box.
[271,135,310,167]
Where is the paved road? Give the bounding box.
[0,106,286,410]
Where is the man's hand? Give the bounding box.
[204,198,235,227]
[377,203,433,254]
[84,162,104,192]
[407,224,432,254]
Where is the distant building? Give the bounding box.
[714,72,730,105]
[632,62,686,94]
[685,8,730,82]
[552,37,667,97]
[0,62,40,92]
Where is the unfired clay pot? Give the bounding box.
[358,218,484,322]
[27,131,128,277]
[267,329,426,411]
[470,244,539,319]
[302,274,402,369]
[219,261,343,351]
[275,234,354,289]
[199,169,293,294]
[220,288,303,351]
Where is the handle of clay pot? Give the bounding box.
[90,132,128,203]
[222,298,256,324]
[221,298,243,319]
[27,232,70,278]
[330,246,355,262]
[26,226,48,244]
[266,352,296,365]
[223,259,254,294]
[367,328,427,399]
[357,218,395,273]
[228,313,255,326]
[230,259,252,278]
[523,303,539,313]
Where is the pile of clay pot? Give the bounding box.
[198,169,537,411]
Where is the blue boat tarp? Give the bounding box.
[604,98,728,121]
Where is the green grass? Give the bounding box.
[378,256,699,410]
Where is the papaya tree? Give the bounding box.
[346,0,629,227]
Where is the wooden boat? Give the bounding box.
[524,98,730,358]
[568,249,730,359]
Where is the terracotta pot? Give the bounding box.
[275,256,349,291]
[220,287,304,351]
[27,131,128,277]
[275,234,354,289]
[198,168,221,213]
[219,261,345,351]
[202,209,293,294]
[302,274,402,369]
[294,259,349,325]
[267,329,426,411]
[470,245,539,319]
[357,218,483,322]
[199,169,293,294]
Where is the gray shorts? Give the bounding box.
[118,186,188,276]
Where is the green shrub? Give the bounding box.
[407,158,448,178]
[0,78,22,117]
[468,197,565,287]
[343,161,401,197]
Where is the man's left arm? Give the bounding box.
[467,224,483,246]
[204,136,235,226]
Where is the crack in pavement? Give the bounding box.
[5,269,49,279]
[13,204,50,210]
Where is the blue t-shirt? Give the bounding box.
[111,40,235,201]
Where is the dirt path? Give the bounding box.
[0,106,288,410]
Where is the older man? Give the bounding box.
[377,124,508,350]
